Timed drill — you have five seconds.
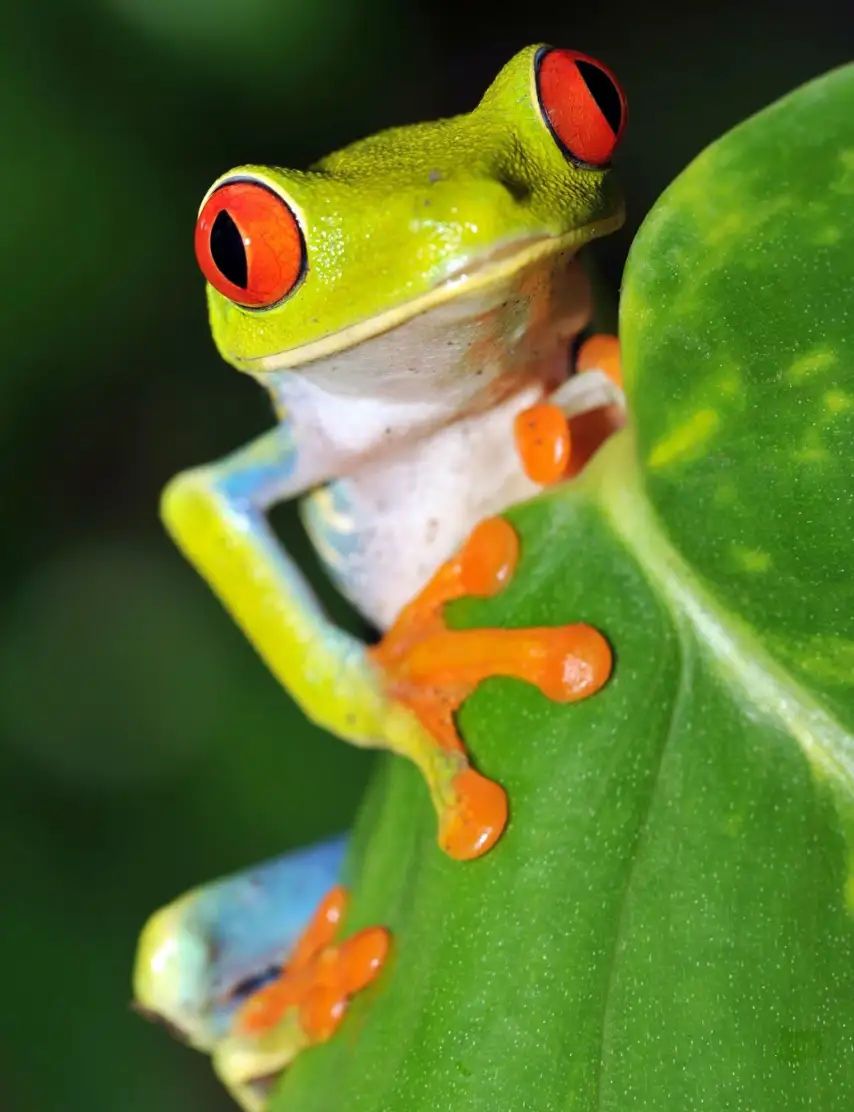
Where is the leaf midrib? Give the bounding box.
[590,617,691,1112]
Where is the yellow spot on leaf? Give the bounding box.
[794,445,830,464]
[831,149,854,195]
[701,195,791,248]
[792,634,854,686]
[716,370,742,397]
[647,409,720,470]
[731,545,771,573]
[788,349,836,383]
[824,389,854,415]
[704,210,746,246]
[846,866,854,917]
[813,225,842,246]
[793,430,830,464]
[724,812,744,836]
[714,482,738,507]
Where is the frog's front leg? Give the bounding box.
[162,418,506,859]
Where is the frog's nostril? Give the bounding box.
[500,177,531,204]
[210,210,248,289]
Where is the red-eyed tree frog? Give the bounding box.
[133,44,628,1110]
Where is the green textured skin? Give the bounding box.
[272,64,854,1111]
[205,45,623,365]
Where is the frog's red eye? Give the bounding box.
[535,48,626,168]
[194,180,305,308]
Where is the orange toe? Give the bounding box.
[576,333,622,387]
[513,403,572,487]
[299,984,347,1043]
[439,768,508,861]
[233,888,390,1045]
[288,885,348,970]
[335,927,391,996]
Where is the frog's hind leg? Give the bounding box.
[213,885,390,1112]
[132,837,349,1050]
[133,836,389,1112]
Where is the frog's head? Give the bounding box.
[194,45,627,376]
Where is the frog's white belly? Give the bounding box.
[300,383,544,630]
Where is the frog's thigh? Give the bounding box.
[133,838,347,1038]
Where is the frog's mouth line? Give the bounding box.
[235,208,625,375]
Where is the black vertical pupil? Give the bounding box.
[576,60,622,135]
[210,209,248,289]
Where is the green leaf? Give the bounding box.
[273,64,854,1111]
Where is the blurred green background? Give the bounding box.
[1,1,851,1108]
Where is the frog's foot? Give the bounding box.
[369,516,612,861]
[234,885,390,1046]
[514,333,626,486]
[212,886,387,1111]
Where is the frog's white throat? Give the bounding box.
[260,251,593,452]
